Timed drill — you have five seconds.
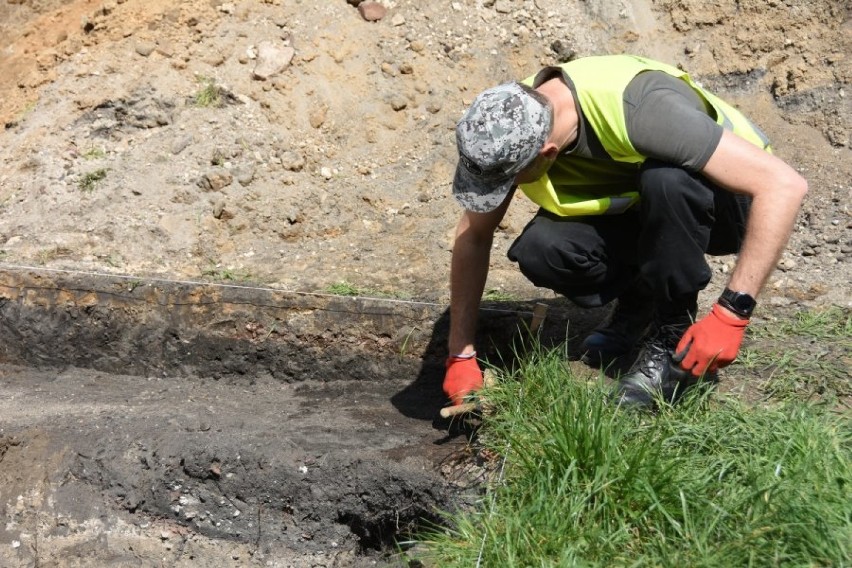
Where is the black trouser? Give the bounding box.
[506,160,751,309]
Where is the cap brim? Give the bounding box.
[452,162,514,213]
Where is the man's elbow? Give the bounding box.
[791,174,808,202]
[780,172,808,205]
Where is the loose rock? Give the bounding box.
[135,42,156,57]
[358,2,386,22]
[252,41,295,80]
[198,171,233,191]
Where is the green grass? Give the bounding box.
[78,168,108,191]
[483,288,519,302]
[739,307,851,402]
[325,280,410,299]
[418,346,851,567]
[761,308,852,339]
[326,281,363,296]
[193,76,223,108]
[82,146,106,160]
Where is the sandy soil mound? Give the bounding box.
[1,0,849,306]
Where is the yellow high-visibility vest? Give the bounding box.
[519,55,772,216]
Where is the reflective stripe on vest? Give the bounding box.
[520,175,640,216]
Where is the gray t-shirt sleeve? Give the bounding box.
[624,71,723,172]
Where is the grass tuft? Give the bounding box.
[419,346,851,567]
[482,288,519,302]
[78,168,108,192]
[326,281,362,296]
[194,76,223,108]
[82,146,106,160]
[325,280,410,299]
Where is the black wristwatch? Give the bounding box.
[718,288,757,318]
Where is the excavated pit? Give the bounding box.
[0,267,576,567]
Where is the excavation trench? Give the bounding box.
[0,267,573,566]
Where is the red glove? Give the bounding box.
[676,303,749,377]
[443,353,483,406]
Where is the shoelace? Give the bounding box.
[634,323,687,378]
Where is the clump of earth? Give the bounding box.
[0,0,849,566]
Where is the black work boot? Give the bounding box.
[581,286,655,367]
[612,294,715,409]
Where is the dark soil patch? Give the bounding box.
[0,267,582,566]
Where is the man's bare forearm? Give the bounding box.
[446,198,514,355]
[701,131,809,302]
[448,226,493,355]
[727,185,806,298]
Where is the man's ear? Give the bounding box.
[541,142,560,159]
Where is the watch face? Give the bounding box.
[733,296,750,312]
[722,289,756,316]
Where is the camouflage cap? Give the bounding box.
[453,82,551,213]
